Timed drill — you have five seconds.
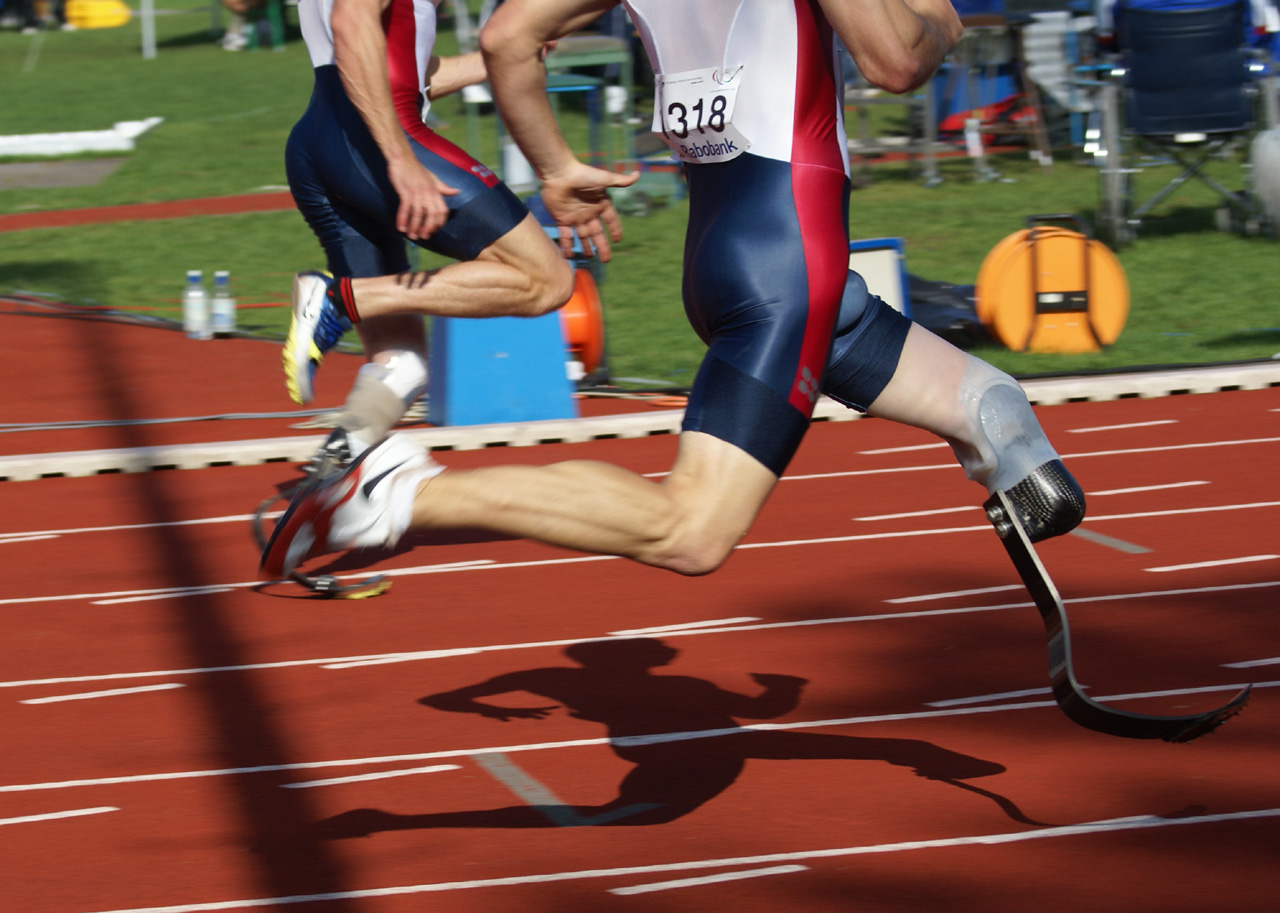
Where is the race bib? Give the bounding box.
[652,65,751,164]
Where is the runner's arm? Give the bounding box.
[479,0,638,260]
[331,0,456,240]
[822,0,963,94]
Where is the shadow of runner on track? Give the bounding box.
[319,638,1046,838]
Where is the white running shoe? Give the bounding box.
[283,270,352,405]
[260,435,442,578]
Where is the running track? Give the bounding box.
[2,332,1279,911]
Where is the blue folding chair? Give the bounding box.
[1094,0,1279,245]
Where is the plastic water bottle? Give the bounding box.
[182,270,211,340]
[210,270,237,337]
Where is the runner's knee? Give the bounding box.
[526,256,575,317]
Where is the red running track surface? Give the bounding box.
[1,317,1278,912]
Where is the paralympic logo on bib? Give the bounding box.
[678,137,739,159]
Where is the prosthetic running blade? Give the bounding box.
[985,489,1250,742]
[252,474,390,600]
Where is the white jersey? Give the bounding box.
[299,0,441,111]
[623,0,848,173]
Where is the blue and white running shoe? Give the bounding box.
[284,270,353,405]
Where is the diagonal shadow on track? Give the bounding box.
[77,313,358,904]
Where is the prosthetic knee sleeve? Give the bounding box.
[337,349,428,454]
[822,274,912,412]
[945,358,1060,493]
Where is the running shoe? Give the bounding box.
[260,435,442,579]
[284,270,352,405]
[993,459,1086,543]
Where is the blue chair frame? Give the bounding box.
[1094,1,1278,245]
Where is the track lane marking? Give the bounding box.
[1089,481,1208,496]
[1068,528,1152,554]
[1223,656,1280,668]
[610,865,809,895]
[0,806,119,827]
[0,436,1273,545]
[3,581,1278,690]
[886,585,1024,604]
[281,765,461,789]
[20,683,185,705]
[926,687,1057,707]
[63,807,1280,913]
[4,679,1274,795]
[1066,420,1178,433]
[608,617,762,635]
[1144,555,1278,573]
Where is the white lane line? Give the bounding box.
[857,443,950,454]
[0,806,119,827]
[1089,481,1208,496]
[609,617,762,636]
[0,535,59,545]
[5,679,1274,795]
[282,765,461,789]
[886,585,1024,604]
[610,865,809,896]
[94,588,237,605]
[926,687,1056,707]
[1,435,1273,545]
[0,514,261,542]
[470,753,661,826]
[1083,501,1280,522]
[20,683,186,705]
[782,436,1280,483]
[1067,420,1178,433]
[856,481,1211,521]
[1224,657,1280,668]
[855,506,979,521]
[1068,528,1152,554]
[0,559,501,608]
[66,807,1280,913]
[1144,556,1278,573]
[4,580,1278,691]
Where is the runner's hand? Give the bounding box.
[389,157,459,241]
[539,161,639,262]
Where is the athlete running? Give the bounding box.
[283,0,586,463]
[263,0,1085,583]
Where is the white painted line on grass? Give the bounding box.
[0,806,119,827]
[1066,420,1178,433]
[64,807,1280,913]
[1144,555,1278,573]
[609,617,762,636]
[609,864,809,895]
[282,765,461,789]
[20,683,186,705]
[5,679,1274,795]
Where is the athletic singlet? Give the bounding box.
[287,0,523,273]
[300,0,443,127]
[623,0,849,173]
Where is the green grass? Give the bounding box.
[2,4,1278,385]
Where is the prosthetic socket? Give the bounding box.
[945,358,1059,494]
